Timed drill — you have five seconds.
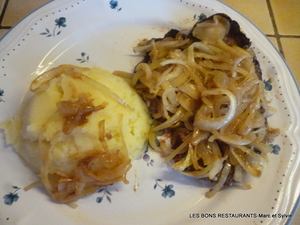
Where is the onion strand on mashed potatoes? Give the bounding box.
[0,65,151,203]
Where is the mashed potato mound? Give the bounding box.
[0,65,151,203]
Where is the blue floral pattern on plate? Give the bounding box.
[154,179,175,198]
[0,88,4,102]
[96,186,113,203]
[40,17,67,37]
[194,12,207,21]
[3,186,21,205]
[110,0,122,11]
[264,79,273,91]
[76,52,89,63]
[142,150,154,166]
[270,144,281,155]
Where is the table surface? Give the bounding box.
[0,0,299,224]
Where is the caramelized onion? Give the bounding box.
[57,93,108,135]
[31,64,133,110]
[205,162,231,198]
[153,106,185,131]
[129,14,279,198]
[192,15,230,41]
[194,88,237,131]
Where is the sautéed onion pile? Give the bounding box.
[115,14,279,197]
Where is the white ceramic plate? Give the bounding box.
[0,0,299,224]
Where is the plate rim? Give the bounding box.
[0,0,299,224]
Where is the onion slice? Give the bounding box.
[194,88,237,131]
[205,162,231,198]
[153,106,185,131]
[30,64,133,111]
